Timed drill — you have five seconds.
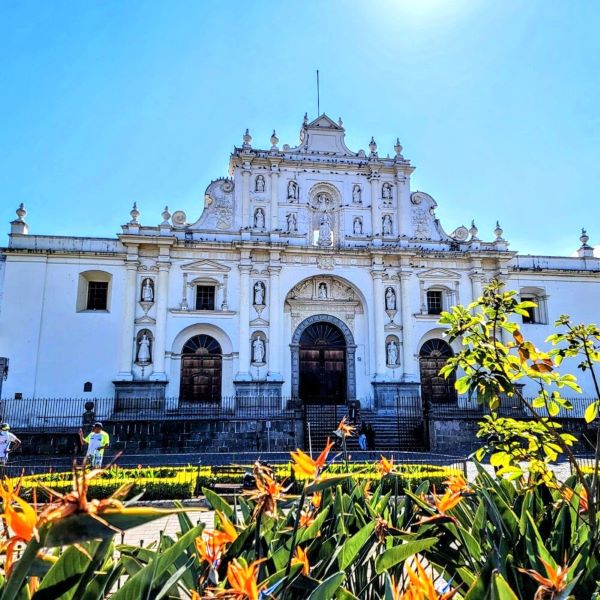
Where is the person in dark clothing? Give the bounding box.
[366,424,376,451]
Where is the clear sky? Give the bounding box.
[1,0,599,256]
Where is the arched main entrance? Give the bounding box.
[419,339,456,405]
[291,314,356,404]
[179,335,222,402]
[299,322,346,405]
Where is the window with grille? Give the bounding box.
[195,285,215,310]
[86,281,109,310]
[426,290,443,315]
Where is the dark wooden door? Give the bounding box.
[419,339,456,404]
[299,323,347,405]
[179,335,222,403]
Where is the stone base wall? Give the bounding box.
[15,416,302,456]
[429,417,592,454]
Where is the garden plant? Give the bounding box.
[0,281,599,598]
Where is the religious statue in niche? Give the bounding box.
[287,180,299,201]
[253,281,266,306]
[382,183,393,200]
[254,208,265,229]
[286,212,297,232]
[141,278,154,303]
[255,175,265,193]
[387,340,398,366]
[382,214,393,236]
[136,332,152,364]
[252,336,265,364]
[318,213,333,246]
[353,216,362,235]
[318,282,328,299]
[385,287,396,310]
[352,184,362,204]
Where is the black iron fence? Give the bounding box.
[0,394,595,442]
[428,396,598,419]
[0,396,299,431]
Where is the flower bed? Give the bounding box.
[12,462,463,501]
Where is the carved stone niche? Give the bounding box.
[285,276,363,332]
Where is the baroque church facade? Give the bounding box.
[1,114,599,412]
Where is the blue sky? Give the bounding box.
[1,0,598,256]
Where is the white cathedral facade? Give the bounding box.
[1,114,599,411]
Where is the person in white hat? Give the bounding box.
[78,422,110,468]
[0,423,21,467]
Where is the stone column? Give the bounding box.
[267,265,283,381]
[236,263,252,381]
[116,260,139,380]
[150,262,170,381]
[369,170,380,237]
[470,272,483,303]
[241,165,251,229]
[371,269,386,379]
[395,170,408,236]
[270,164,280,230]
[399,270,418,381]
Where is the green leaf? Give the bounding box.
[202,487,233,517]
[491,571,519,599]
[338,522,375,570]
[375,537,438,574]
[110,525,203,600]
[306,474,355,493]
[584,401,598,423]
[307,572,346,600]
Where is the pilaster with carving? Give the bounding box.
[236,262,252,381]
[149,261,171,381]
[267,262,283,381]
[269,160,280,231]
[368,168,380,237]
[116,257,139,380]
[371,268,386,379]
[399,269,418,381]
[241,161,252,229]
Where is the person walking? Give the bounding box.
[0,423,21,467]
[358,423,367,451]
[78,422,110,467]
[366,424,376,451]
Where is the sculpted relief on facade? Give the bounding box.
[285,275,363,332]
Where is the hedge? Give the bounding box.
[12,463,462,501]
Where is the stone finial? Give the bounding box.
[338,117,343,127]
[580,228,590,246]
[10,203,29,235]
[394,138,403,158]
[369,136,378,157]
[469,219,479,240]
[130,202,140,224]
[494,221,504,240]
[15,203,27,222]
[578,228,594,258]
[242,128,252,149]
[270,130,279,149]
[161,206,171,224]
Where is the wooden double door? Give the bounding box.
[179,335,222,403]
[299,322,347,405]
[419,339,456,405]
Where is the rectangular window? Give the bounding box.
[196,285,215,310]
[426,290,443,315]
[521,297,536,323]
[86,281,109,310]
